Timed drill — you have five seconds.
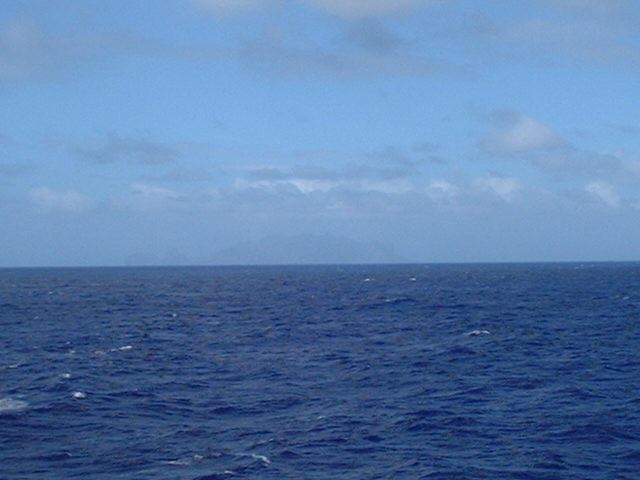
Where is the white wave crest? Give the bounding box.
[0,397,28,413]
[465,329,491,336]
[251,454,271,465]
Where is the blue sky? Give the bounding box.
[1,0,640,266]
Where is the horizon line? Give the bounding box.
[1,259,639,270]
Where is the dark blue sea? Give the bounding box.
[1,263,639,479]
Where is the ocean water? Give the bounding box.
[1,263,639,479]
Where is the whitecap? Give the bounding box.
[61,373,71,379]
[465,329,491,336]
[161,454,204,466]
[161,459,190,466]
[0,397,28,413]
[251,454,271,465]
[72,391,87,399]
[109,345,133,352]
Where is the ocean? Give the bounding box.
[1,263,639,479]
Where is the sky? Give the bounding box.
[1,0,640,266]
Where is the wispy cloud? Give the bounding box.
[226,38,460,79]
[0,19,126,82]
[0,133,12,145]
[609,123,640,135]
[132,183,182,200]
[0,162,33,186]
[239,144,425,194]
[123,183,191,212]
[506,19,640,66]
[186,0,462,79]
[305,0,446,18]
[343,20,406,53]
[192,0,269,15]
[2,6,462,83]
[585,181,620,208]
[532,150,640,187]
[479,110,565,157]
[0,20,52,80]
[472,175,522,202]
[143,168,213,183]
[0,162,31,177]
[535,0,638,18]
[427,179,459,202]
[28,187,92,213]
[193,0,447,18]
[74,134,179,165]
[462,1,640,68]
[239,173,414,195]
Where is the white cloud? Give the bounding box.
[585,181,620,208]
[473,175,521,202]
[427,179,458,202]
[193,0,445,17]
[192,0,269,15]
[132,183,181,200]
[241,154,421,195]
[305,0,443,18]
[29,187,91,213]
[480,111,565,157]
[124,183,188,213]
[235,176,413,194]
[237,177,337,193]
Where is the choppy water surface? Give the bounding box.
[1,263,639,479]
